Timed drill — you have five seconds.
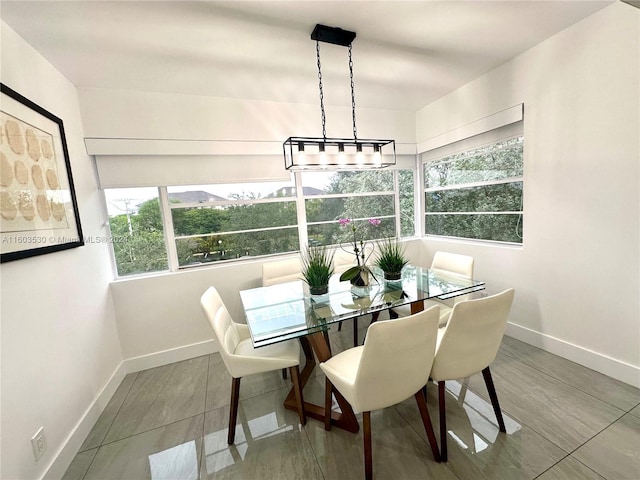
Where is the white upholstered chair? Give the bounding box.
[261,256,302,286]
[429,288,515,461]
[393,251,474,327]
[200,286,306,444]
[320,306,442,479]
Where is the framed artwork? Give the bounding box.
[0,83,83,262]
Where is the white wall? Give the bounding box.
[0,23,124,479]
[416,2,639,386]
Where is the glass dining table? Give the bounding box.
[239,264,485,433]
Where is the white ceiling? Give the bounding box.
[1,1,613,111]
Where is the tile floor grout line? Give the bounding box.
[200,353,211,478]
[564,455,610,480]
[498,344,639,412]
[81,370,140,453]
[76,371,140,480]
[530,410,631,480]
[626,401,640,416]
[530,452,576,480]
[444,377,579,457]
[561,409,630,456]
[77,448,99,480]
[391,403,464,480]
[96,412,206,450]
[458,352,629,446]
[203,353,213,415]
[301,420,327,480]
[108,356,208,444]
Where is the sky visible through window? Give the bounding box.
[104,173,337,217]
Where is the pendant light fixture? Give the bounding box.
[283,24,396,170]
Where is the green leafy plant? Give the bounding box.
[375,237,409,280]
[301,245,335,294]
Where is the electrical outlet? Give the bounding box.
[31,427,47,461]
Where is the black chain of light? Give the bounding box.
[349,43,357,140]
[316,40,327,140]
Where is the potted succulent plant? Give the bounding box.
[375,237,409,281]
[301,245,335,295]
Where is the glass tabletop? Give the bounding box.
[240,264,485,348]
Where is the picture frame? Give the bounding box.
[1,83,84,262]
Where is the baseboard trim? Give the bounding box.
[124,339,218,373]
[43,362,127,480]
[505,322,640,388]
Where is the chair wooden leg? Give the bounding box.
[414,390,441,462]
[324,377,333,431]
[353,316,359,347]
[438,380,447,462]
[363,411,373,480]
[289,366,306,426]
[282,368,287,379]
[482,366,506,432]
[338,321,343,331]
[228,377,241,444]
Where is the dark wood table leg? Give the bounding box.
[411,300,425,314]
[283,330,360,433]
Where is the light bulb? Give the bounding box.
[356,144,364,166]
[338,144,346,166]
[319,143,327,168]
[297,142,306,165]
[373,145,382,166]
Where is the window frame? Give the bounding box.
[103,167,415,278]
[421,132,524,245]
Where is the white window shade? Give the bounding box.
[421,121,523,164]
[94,154,292,188]
[418,104,523,158]
[90,137,416,188]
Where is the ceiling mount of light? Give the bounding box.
[283,24,396,170]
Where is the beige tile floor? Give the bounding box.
[64,320,640,480]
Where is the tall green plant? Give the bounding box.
[301,245,335,292]
[375,237,409,276]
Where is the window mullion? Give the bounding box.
[158,186,179,271]
[294,171,308,250]
[417,156,425,237]
[393,170,401,238]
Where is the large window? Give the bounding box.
[103,167,415,277]
[423,133,523,243]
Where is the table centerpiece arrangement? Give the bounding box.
[375,237,409,281]
[301,245,335,295]
[338,217,380,287]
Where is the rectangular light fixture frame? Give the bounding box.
[283,136,396,170]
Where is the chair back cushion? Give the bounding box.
[354,305,440,412]
[430,289,515,381]
[200,287,243,371]
[431,251,474,277]
[431,251,475,305]
[262,257,302,286]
